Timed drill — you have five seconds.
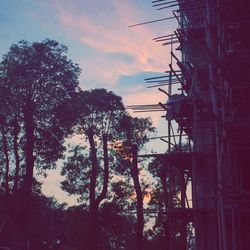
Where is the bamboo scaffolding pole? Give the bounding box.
[128,16,175,28]
[152,0,178,5]
[148,134,188,140]
[133,110,165,113]
[156,3,179,10]
[153,1,178,7]
[145,77,181,82]
[147,83,180,88]
[145,79,179,83]
[205,1,227,249]
[155,0,204,11]
[152,0,177,3]
[154,36,178,42]
[163,40,180,46]
[153,34,177,40]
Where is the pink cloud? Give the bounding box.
[39,0,173,86]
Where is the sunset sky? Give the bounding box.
[1,0,178,204]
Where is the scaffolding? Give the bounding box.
[129,0,250,249]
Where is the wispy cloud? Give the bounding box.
[35,0,171,90]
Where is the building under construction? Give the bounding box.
[130,0,250,249]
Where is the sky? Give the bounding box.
[1,0,178,205]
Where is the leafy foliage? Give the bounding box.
[0,39,81,172]
[61,145,91,202]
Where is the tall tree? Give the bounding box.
[0,39,81,249]
[116,115,155,250]
[63,88,125,250]
[61,146,136,249]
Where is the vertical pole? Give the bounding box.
[192,65,198,250]
[205,1,227,250]
[181,166,187,250]
[168,35,174,250]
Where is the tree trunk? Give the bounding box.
[13,117,20,197]
[131,145,144,250]
[14,105,35,250]
[1,123,10,197]
[88,130,98,250]
[23,106,35,201]
[96,133,109,207]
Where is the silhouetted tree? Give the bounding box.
[115,115,155,250]
[61,145,139,249]
[0,39,81,249]
[62,88,125,250]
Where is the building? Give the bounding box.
[132,0,250,249]
[166,0,250,249]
